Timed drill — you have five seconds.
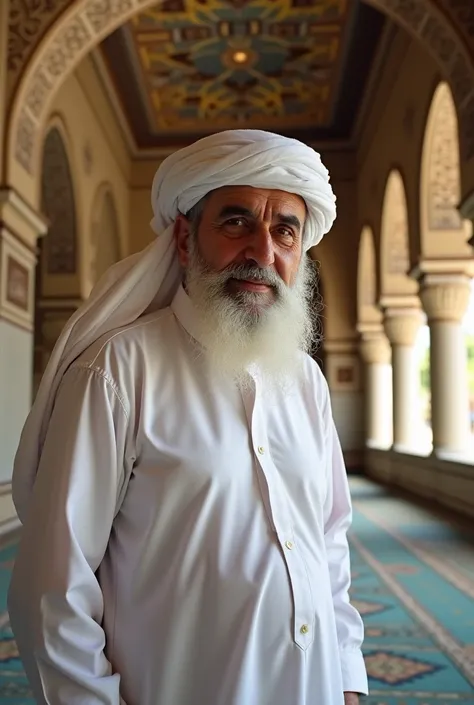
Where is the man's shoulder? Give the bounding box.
[299,350,328,388]
[73,306,176,373]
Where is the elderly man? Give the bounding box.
[8,130,367,705]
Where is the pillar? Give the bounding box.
[384,308,423,452]
[420,274,471,456]
[359,331,392,449]
[0,188,47,491]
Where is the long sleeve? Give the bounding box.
[323,418,368,696]
[8,364,132,705]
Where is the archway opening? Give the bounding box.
[380,170,428,454]
[420,81,474,457]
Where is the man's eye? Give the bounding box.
[226,217,246,227]
[278,228,294,239]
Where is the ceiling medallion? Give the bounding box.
[222,45,258,69]
[233,50,248,64]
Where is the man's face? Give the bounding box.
[176,186,306,305]
[174,185,317,387]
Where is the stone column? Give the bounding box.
[359,332,392,449]
[384,308,423,452]
[420,274,471,455]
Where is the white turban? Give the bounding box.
[12,129,336,521]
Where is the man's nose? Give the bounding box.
[244,226,275,268]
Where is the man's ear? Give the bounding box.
[174,214,192,267]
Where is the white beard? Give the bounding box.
[185,238,321,391]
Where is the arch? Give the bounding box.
[357,225,381,326]
[40,125,77,275]
[380,170,416,296]
[89,184,122,291]
[34,124,79,393]
[4,0,474,200]
[420,81,472,257]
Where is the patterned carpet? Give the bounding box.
[0,477,473,703]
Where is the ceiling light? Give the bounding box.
[232,51,248,64]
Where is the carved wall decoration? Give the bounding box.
[7,0,70,75]
[10,0,151,174]
[326,354,361,392]
[382,172,410,276]
[6,256,29,311]
[6,0,474,174]
[41,128,77,274]
[436,0,474,55]
[368,0,474,159]
[427,84,463,231]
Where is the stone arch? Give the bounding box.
[88,184,122,293]
[357,226,381,326]
[40,124,78,276]
[420,81,472,257]
[380,170,417,296]
[4,0,474,205]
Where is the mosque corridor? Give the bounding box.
[0,477,471,704]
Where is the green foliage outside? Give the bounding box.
[419,334,474,417]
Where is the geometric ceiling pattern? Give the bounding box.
[101,0,385,148]
[128,0,348,133]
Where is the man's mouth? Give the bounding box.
[236,279,272,292]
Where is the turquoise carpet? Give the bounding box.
[0,477,473,703]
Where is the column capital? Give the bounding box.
[383,308,423,347]
[359,330,391,365]
[419,274,471,323]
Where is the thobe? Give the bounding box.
[8,285,368,705]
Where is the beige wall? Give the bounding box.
[314,175,359,342]
[0,321,32,484]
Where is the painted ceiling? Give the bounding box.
[101,0,385,148]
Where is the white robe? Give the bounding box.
[8,285,368,705]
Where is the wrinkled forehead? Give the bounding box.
[195,185,308,223]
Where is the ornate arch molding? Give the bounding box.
[419,81,473,261]
[4,0,474,186]
[364,0,474,160]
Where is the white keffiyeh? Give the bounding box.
[12,129,336,521]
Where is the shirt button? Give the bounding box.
[257,446,265,455]
[300,624,309,635]
[285,541,294,550]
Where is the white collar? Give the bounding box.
[170,284,206,347]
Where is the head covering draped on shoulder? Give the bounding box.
[12,129,336,521]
